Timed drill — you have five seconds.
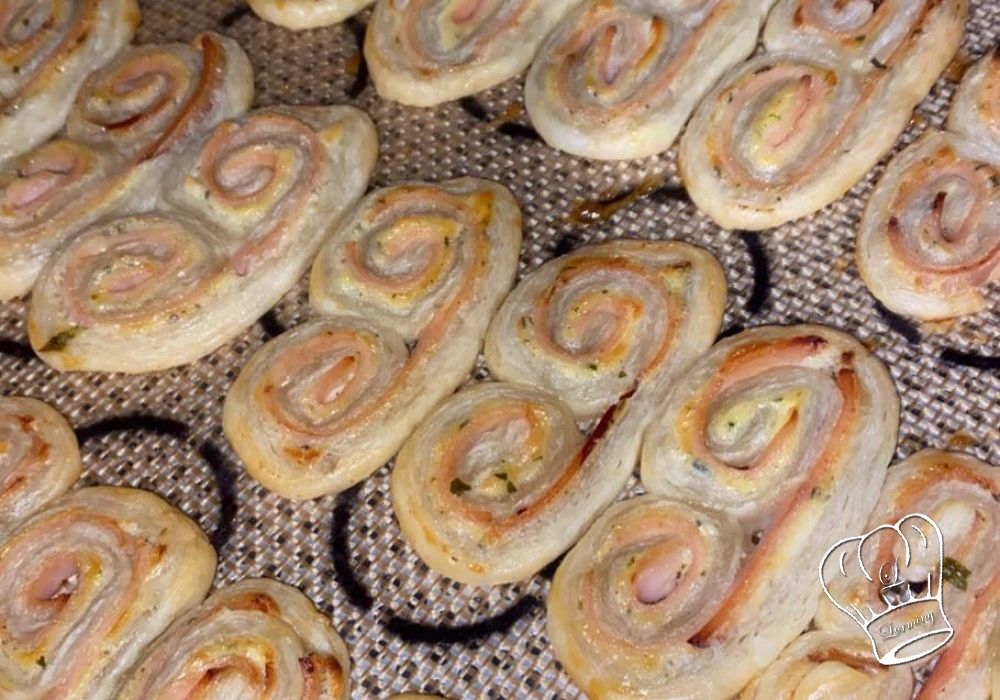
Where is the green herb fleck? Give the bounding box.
[40,328,78,352]
[506,480,517,494]
[692,460,709,474]
[36,656,46,669]
[618,370,628,378]
[942,557,971,591]
[449,478,471,495]
[587,362,599,371]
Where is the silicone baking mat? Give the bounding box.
[0,1,997,697]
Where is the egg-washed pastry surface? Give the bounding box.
[525,0,775,160]
[225,178,521,499]
[117,577,351,699]
[739,630,914,699]
[393,240,726,584]
[248,0,375,29]
[27,105,377,373]
[0,0,140,167]
[0,31,255,301]
[365,0,586,106]
[0,485,216,699]
[680,0,968,230]
[857,49,1000,321]
[581,324,901,698]
[0,395,80,536]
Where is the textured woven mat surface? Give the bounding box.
[1,1,998,698]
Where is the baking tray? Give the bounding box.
[0,1,997,697]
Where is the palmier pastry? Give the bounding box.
[0,32,255,300]
[627,325,899,697]
[393,241,726,584]
[0,486,216,699]
[679,0,967,230]
[117,578,350,699]
[485,240,727,420]
[524,0,774,160]
[225,178,521,499]
[365,0,584,106]
[27,105,377,372]
[0,0,140,165]
[857,49,1000,321]
[0,396,80,535]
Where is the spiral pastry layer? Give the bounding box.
[117,577,350,700]
[815,449,1000,699]
[365,0,585,106]
[0,396,80,536]
[27,105,378,372]
[485,239,727,420]
[857,50,1000,321]
[524,0,773,160]
[679,0,967,230]
[634,325,899,697]
[225,178,521,499]
[0,32,255,300]
[0,0,139,166]
[739,630,914,699]
[0,486,216,699]
[248,0,375,29]
[547,495,745,698]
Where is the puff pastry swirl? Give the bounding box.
[225,179,521,499]
[117,578,350,700]
[632,325,899,697]
[547,495,745,699]
[27,105,377,372]
[857,49,1000,321]
[392,241,726,584]
[0,396,80,536]
[739,630,914,699]
[816,449,1000,699]
[0,32,255,300]
[485,240,727,420]
[0,0,140,165]
[524,0,774,160]
[365,0,585,106]
[0,486,216,699]
[679,0,967,230]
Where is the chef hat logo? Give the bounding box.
[818,513,953,665]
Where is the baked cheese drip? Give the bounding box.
[547,496,744,699]
[0,32,255,300]
[485,240,727,420]
[0,0,139,166]
[116,578,350,700]
[0,396,80,536]
[393,242,726,584]
[224,179,521,499]
[0,486,216,699]
[27,106,377,373]
[815,449,1000,699]
[739,630,914,699]
[524,0,774,160]
[248,0,375,29]
[857,50,1000,321]
[635,325,899,697]
[679,0,967,230]
[365,0,585,106]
